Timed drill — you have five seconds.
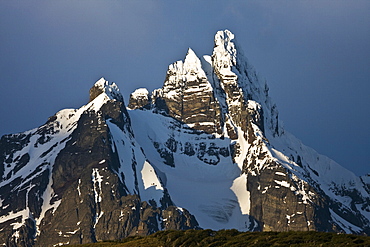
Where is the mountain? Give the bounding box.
[1,30,369,246]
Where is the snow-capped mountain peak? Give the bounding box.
[183,48,204,72]
[166,48,207,84]
[89,77,123,103]
[213,30,237,73]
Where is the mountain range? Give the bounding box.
[1,30,369,246]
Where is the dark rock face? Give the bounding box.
[246,164,322,232]
[162,206,200,230]
[35,106,126,245]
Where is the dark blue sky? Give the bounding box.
[1,1,369,176]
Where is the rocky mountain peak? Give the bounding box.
[89,77,123,103]
[183,48,205,76]
[128,88,150,110]
[211,30,281,137]
[151,47,223,134]
[213,30,237,75]
[166,48,207,86]
[214,29,235,48]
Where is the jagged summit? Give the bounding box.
[183,48,205,75]
[213,29,237,74]
[212,29,280,137]
[166,48,208,84]
[215,29,235,47]
[127,88,150,110]
[89,77,123,103]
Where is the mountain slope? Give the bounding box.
[0,30,369,246]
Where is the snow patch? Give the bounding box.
[274,180,290,188]
[230,174,250,214]
[92,168,104,229]
[141,161,163,191]
[53,242,70,247]
[92,168,103,203]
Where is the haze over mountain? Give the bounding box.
[0,30,369,246]
[1,1,369,177]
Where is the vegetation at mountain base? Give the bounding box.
[68,229,370,247]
